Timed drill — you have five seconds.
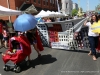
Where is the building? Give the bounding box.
[73,3,78,10]
[0,0,61,22]
[61,0,73,15]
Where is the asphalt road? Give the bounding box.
[0,47,100,75]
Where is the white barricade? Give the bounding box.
[36,23,49,46]
[37,18,88,50]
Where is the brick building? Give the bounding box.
[0,0,61,22]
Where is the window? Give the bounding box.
[47,2,48,5]
[50,0,53,6]
[45,0,48,2]
[52,0,54,6]
[55,0,56,4]
[45,0,48,5]
[33,0,36,2]
[26,0,29,1]
[38,0,40,4]
[43,0,45,5]
[66,3,68,8]
[53,0,54,4]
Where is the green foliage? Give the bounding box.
[72,9,78,16]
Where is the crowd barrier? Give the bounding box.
[37,18,89,50]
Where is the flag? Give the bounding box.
[36,17,43,22]
[57,0,60,12]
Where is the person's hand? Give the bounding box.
[84,20,88,26]
[7,51,11,54]
[95,32,99,34]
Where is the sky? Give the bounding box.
[72,0,100,11]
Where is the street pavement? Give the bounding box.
[0,47,100,75]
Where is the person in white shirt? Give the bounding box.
[84,14,99,61]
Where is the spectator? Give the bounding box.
[0,19,3,48]
[84,14,99,60]
[46,18,51,22]
[2,26,9,48]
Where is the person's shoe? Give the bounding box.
[27,59,31,64]
[2,53,5,56]
[88,52,92,56]
[38,54,41,59]
[88,51,92,56]
[92,56,97,61]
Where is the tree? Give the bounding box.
[72,9,78,16]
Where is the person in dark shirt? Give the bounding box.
[26,29,41,59]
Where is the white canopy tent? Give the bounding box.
[46,10,55,17]
[35,10,65,18]
[55,12,65,17]
[35,10,49,18]
[0,5,22,16]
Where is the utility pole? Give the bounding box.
[61,0,67,15]
[57,0,60,12]
[87,0,89,11]
[7,0,11,22]
[78,0,80,8]
[86,0,90,17]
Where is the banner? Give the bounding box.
[51,42,69,50]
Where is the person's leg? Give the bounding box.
[0,34,3,48]
[94,36,99,56]
[88,36,92,56]
[3,37,8,48]
[33,43,41,55]
[4,38,8,48]
[94,37,99,48]
[28,55,31,60]
[0,39,2,47]
[32,40,41,58]
[4,41,7,48]
[88,50,92,56]
[88,36,97,60]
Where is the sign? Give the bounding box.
[51,42,69,50]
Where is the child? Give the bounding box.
[2,38,22,56]
[2,26,8,48]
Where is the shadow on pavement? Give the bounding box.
[22,54,57,71]
[0,52,2,54]
[54,49,89,54]
[96,53,100,58]
[66,50,89,53]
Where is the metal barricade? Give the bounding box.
[37,18,89,50]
